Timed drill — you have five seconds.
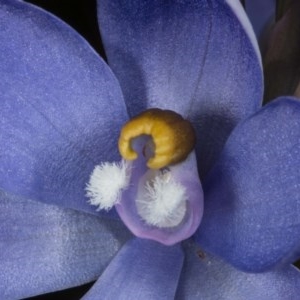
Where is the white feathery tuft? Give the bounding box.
[86,160,131,211]
[136,172,187,228]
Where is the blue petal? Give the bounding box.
[0,0,128,215]
[97,0,263,177]
[82,238,183,299]
[0,190,132,299]
[196,97,300,271]
[245,0,276,41]
[176,241,300,299]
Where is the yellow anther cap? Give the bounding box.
[118,108,196,169]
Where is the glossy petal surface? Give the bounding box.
[0,190,132,299]
[196,98,300,271]
[176,241,300,299]
[0,0,127,215]
[98,0,263,177]
[82,238,184,300]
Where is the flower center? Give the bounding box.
[86,108,203,245]
[118,109,195,227]
[118,108,196,169]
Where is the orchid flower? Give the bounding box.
[1,0,300,299]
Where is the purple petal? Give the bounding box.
[244,0,276,42]
[0,0,128,215]
[225,0,261,57]
[176,241,300,299]
[0,190,132,299]
[82,238,183,300]
[195,97,300,272]
[97,0,263,177]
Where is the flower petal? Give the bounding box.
[97,0,263,177]
[244,0,275,42]
[176,241,300,299]
[82,238,184,300]
[225,0,261,57]
[195,97,300,271]
[0,0,128,215]
[0,190,132,299]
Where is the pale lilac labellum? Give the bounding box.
[116,148,203,245]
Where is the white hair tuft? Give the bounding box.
[136,172,187,228]
[86,160,131,211]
